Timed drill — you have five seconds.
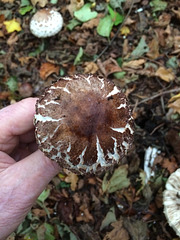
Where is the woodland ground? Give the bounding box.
[0,0,180,239]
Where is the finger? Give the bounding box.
[0,150,60,238]
[0,98,38,153]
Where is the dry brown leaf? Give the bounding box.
[64,169,78,191]
[30,0,48,7]
[84,61,98,74]
[81,14,104,29]
[18,56,34,66]
[67,0,84,17]
[122,59,145,69]
[76,204,94,222]
[39,62,60,80]
[168,98,180,114]
[155,67,175,82]
[103,220,129,240]
[146,38,159,59]
[172,7,180,20]
[154,13,171,27]
[0,0,14,3]
[162,157,178,174]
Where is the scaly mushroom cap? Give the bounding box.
[34,74,134,174]
[163,168,180,237]
[30,9,63,38]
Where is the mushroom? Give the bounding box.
[30,8,63,38]
[163,168,180,236]
[34,74,134,174]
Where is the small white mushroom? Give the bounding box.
[163,168,180,236]
[30,8,63,38]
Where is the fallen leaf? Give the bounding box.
[130,37,149,58]
[168,98,180,114]
[74,3,97,22]
[162,157,178,174]
[120,26,130,36]
[172,7,180,20]
[154,13,171,27]
[81,13,103,29]
[67,0,84,17]
[30,0,48,7]
[103,219,129,240]
[122,59,145,69]
[84,61,98,74]
[102,165,130,193]
[18,56,35,66]
[3,19,22,33]
[155,67,175,82]
[0,0,14,3]
[100,207,117,231]
[169,93,180,102]
[146,38,159,59]
[123,217,148,240]
[76,204,94,222]
[39,62,60,80]
[64,169,78,191]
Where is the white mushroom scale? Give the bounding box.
[34,74,134,174]
[163,168,180,237]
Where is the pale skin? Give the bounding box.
[0,98,60,239]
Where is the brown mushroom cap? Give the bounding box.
[34,74,134,174]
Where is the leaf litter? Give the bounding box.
[1,0,180,239]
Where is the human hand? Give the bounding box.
[0,98,60,239]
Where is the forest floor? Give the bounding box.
[0,0,180,239]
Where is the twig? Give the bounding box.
[134,88,180,106]
[94,0,135,62]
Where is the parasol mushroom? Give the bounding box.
[34,74,134,174]
[30,8,63,38]
[163,168,180,237]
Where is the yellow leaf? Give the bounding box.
[4,19,22,33]
[169,93,180,102]
[155,67,175,82]
[120,26,130,36]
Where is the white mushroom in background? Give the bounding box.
[30,8,63,38]
[163,168,180,237]
[34,74,134,175]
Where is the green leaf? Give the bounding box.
[113,71,126,79]
[102,165,130,193]
[20,0,31,7]
[110,0,125,9]
[166,56,179,70]
[108,5,124,26]
[67,19,81,31]
[19,5,33,15]
[37,223,55,240]
[56,223,78,240]
[38,189,50,203]
[74,3,97,22]
[74,47,83,65]
[97,15,114,37]
[131,37,149,58]
[100,207,117,230]
[50,0,58,4]
[6,76,18,92]
[150,0,167,12]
